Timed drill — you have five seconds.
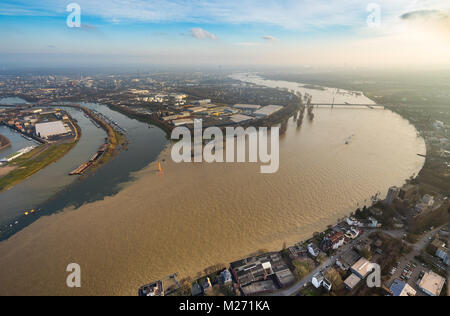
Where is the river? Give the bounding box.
[0,79,426,295]
[0,101,168,240]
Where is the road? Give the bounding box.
[384,226,445,296]
[265,225,446,296]
[267,256,334,296]
[267,230,373,296]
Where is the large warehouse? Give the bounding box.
[418,271,445,296]
[35,121,69,139]
[254,105,283,117]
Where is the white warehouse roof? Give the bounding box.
[35,121,68,138]
[233,104,261,110]
[418,271,445,296]
[230,114,254,123]
[254,105,283,117]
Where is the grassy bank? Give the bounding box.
[0,142,77,192]
[75,106,127,175]
[89,129,126,174]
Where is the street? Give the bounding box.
[267,230,373,296]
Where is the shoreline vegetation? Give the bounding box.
[0,134,11,151]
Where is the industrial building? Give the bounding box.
[389,279,416,296]
[230,252,295,295]
[35,121,71,139]
[229,114,254,124]
[233,104,261,111]
[350,257,373,279]
[418,271,445,296]
[254,105,283,117]
[344,273,362,291]
[171,118,194,126]
[336,249,361,271]
[186,106,207,113]
[241,280,277,296]
[195,99,211,106]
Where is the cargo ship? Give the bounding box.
[69,143,107,176]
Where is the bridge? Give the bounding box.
[310,103,384,109]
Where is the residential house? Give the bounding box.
[320,231,345,252]
[308,243,321,258]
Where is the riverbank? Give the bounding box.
[70,105,127,176]
[387,106,449,193]
[0,166,16,177]
[0,134,11,151]
[102,94,302,139]
[0,143,78,193]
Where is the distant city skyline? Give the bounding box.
[1,0,450,68]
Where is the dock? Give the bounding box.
[90,118,101,128]
[90,109,127,133]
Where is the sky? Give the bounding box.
[0,0,449,68]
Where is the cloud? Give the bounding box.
[3,0,448,30]
[401,9,448,21]
[399,9,450,35]
[190,28,217,40]
[262,36,277,41]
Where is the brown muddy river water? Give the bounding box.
[0,103,425,295]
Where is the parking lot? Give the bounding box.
[384,226,447,296]
[386,257,429,296]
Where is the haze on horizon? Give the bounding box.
[1,0,450,69]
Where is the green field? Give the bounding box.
[0,142,76,193]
